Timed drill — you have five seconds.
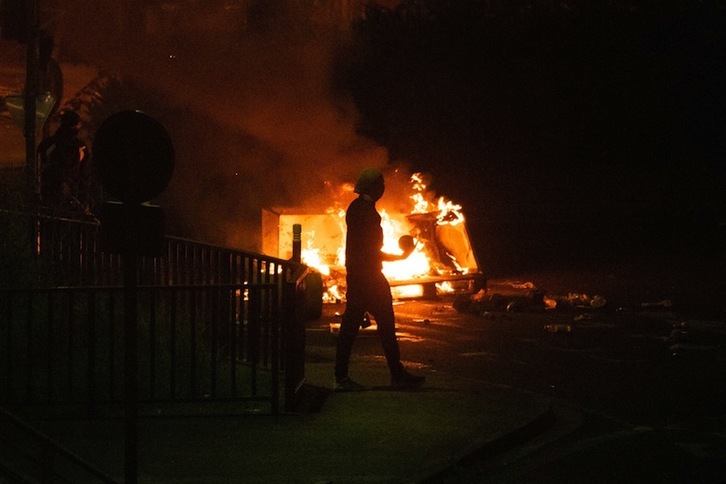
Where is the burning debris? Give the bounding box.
[262,172,483,302]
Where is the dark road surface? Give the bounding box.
[310,278,726,483]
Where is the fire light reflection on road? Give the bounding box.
[395,331,425,343]
[327,322,425,343]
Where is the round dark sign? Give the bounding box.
[93,110,175,204]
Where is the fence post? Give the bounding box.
[284,266,308,413]
[270,279,280,415]
[283,279,294,412]
[292,224,301,263]
[123,248,138,484]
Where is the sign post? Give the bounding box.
[93,110,174,484]
[22,0,38,205]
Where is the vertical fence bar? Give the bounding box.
[66,292,74,401]
[264,261,270,366]
[248,286,258,397]
[108,291,116,400]
[168,241,175,285]
[270,283,280,415]
[46,291,54,402]
[169,288,177,400]
[25,292,33,402]
[283,276,294,412]
[87,290,97,415]
[123,248,139,484]
[149,291,156,401]
[210,286,218,399]
[80,224,88,285]
[240,256,248,366]
[90,225,99,286]
[190,289,197,400]
[4,292,13,400]
[229,286,237,398]
[262,262,273,367]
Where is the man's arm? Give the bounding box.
[380,235,416,262]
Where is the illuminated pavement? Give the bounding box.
[30,354,554,483]
[22,276,726,482]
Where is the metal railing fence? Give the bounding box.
[0,210,309,415]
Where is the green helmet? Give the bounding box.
[354,168,384,198]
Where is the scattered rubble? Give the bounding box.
[449,280,724,358]
[452,280,610,316]
[453,280,546,314]
[544,323,572,333]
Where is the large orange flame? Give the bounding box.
[299,173,468,301]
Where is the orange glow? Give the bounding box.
[391,284,425,299]
[436,198,464,226]
[379,208,431,281]
[436,281,455,293]
[265,172,479,302]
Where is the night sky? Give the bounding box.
[5,0,725,279]
[335,1,726,276]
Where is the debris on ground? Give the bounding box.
[544,323,572,333]
[453,280,546,315]
[544,292,608,311]
[452,279,614,317]
[641,299,674,309]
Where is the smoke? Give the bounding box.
[58,2,423,254]
[134,21,396,252]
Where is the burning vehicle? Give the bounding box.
[262,173,484,312]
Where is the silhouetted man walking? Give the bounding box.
[335,168,425,391]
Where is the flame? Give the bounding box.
[411,173,465,226]
[299,172,469,301]
[391,285,425,299]
[301,245,328,275]
[299,207,347,277]
[436,198,464,226]
[380,208,431,281]
[410,173,430,214]
[436,281,454,293]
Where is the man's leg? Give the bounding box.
[373,307,405,376]
[335,306,363,382]
[369,274,425,388]
[367,276,404,375]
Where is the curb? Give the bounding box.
[417,405,557,483]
